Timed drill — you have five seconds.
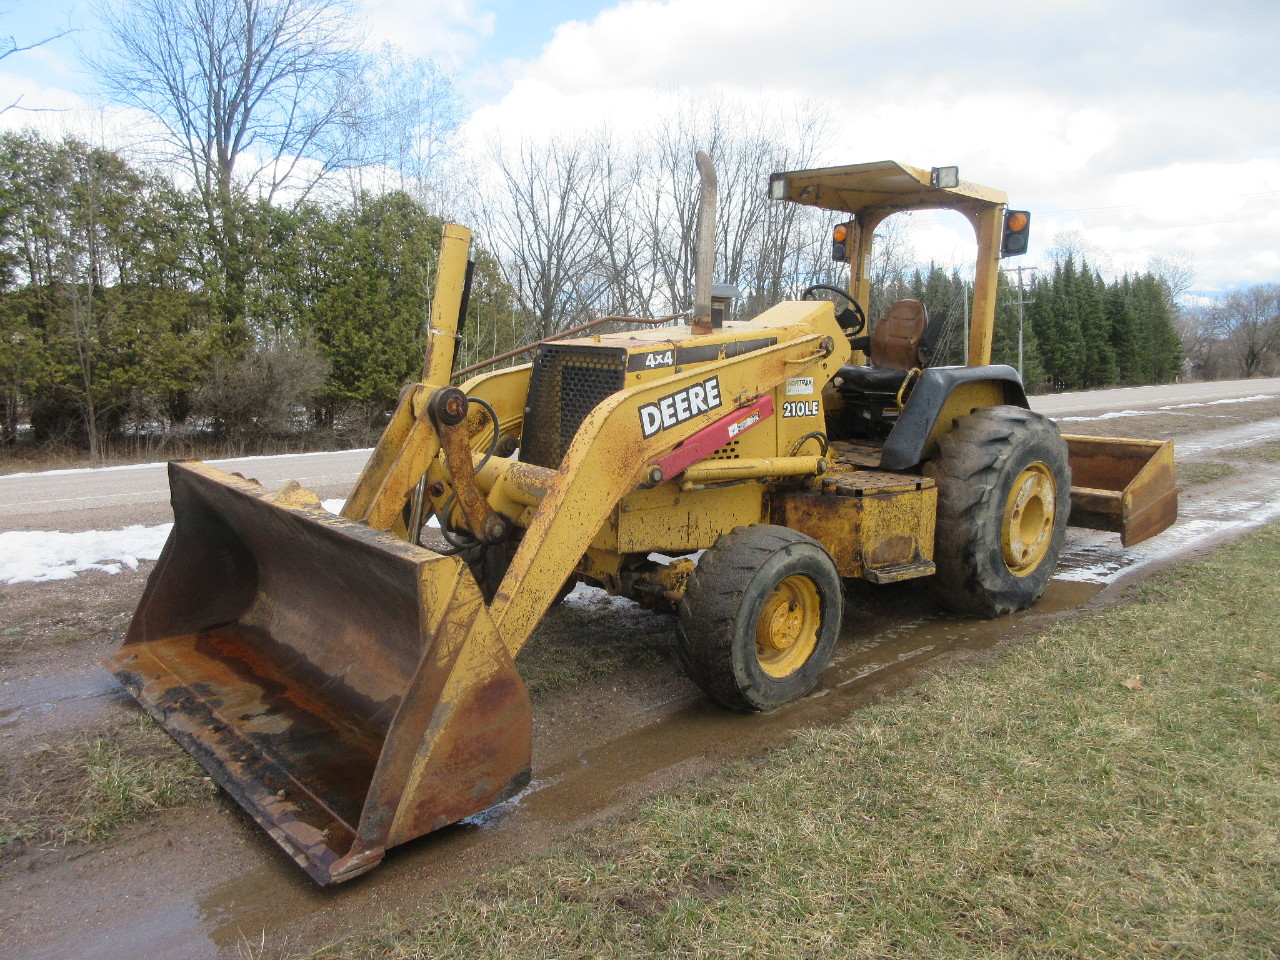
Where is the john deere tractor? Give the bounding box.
[107,155,1175,883]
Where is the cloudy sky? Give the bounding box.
[3,0,1278,296]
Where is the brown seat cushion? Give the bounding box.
[870,300,927,371]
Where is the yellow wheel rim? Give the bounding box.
[1001,461,1057,577]
[755,574,822,678]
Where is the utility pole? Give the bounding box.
[1003,265,1037,379]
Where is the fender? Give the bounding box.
[880,365,1028,471]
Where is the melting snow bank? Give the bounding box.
[1,524,173,584]
[0,497,442,585]
[1055,394,1279,423]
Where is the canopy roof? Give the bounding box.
[769,161,1007,217]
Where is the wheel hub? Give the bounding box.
[755,575,821,678]
[1002,461,1056,576]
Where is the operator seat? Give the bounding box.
[837,299,929,394]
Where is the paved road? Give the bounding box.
[0,449,371,532]
[1028,376,1280,417]
[3,377,1279,532]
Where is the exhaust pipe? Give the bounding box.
[692,151,717,335]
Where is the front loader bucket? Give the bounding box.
[1063,435,1178,547]
[105,461,531,885]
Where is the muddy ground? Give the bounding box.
[3,396,1280,960]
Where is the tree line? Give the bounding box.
[0,121,1200,460]
[5,0,1276,465]
[0,130,512,455]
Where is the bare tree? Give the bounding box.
[1147,251,1195,304]
[1212,284,1280,378]
[635,97,832,318]
[2,18,71,114]
[1045,229,1113,276]
[475,137,605,340]
[91,0,369,341]
[581,135,656,317]
[341,44,466,213]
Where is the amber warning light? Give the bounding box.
[1001,209,1032,257]
[831,221,852,262]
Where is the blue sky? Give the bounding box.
[3,0,1279,295]
[2,0,599,99]
[481,0,601,62]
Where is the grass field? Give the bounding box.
[304,524,1280,960]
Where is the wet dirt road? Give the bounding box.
[3,390,1280,960]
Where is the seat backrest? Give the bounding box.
[870,299,927,370]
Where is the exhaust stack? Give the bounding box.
[692,151,717,335]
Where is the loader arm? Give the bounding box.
[341,382,442,531]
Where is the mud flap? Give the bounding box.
[105,461,531,885]
[1063,435,1178,547]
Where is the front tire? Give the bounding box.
[924,406,1070,617]
[676,525,842,711]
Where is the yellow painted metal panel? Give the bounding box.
[772,474,937,581]
[488,302,849,657]
[922,380,1007,461]
[774,161,1007,216]
[615,482,765,554]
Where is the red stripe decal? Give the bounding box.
[651,394,774,480]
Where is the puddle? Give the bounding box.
[168,453,1280,958]
[1176,416,1280,457]
[0,667,122,739]
[159,577,1106,958]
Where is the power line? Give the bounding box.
[1002,265,1038,379]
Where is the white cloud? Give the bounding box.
[461,0,1280,293]
[355,0,494,66]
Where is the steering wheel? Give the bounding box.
[802,284,866,336]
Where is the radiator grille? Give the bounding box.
[521,344,628,469]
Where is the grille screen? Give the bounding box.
[521,344,628,469]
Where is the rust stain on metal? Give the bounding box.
[867,533,916,567]
[437,414,504,541]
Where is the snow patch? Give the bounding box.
[562,580,633,610]
[1,524,173,584]
[1055,394,1279,423]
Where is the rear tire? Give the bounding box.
[676,525,842,712]
[924,405,1070,617]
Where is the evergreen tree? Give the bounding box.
[992,270,1046,390]
[1075,262,1117,387]
[1131,273,1184,382]
[1028,259,1086,390]
[1106,277,1140,384]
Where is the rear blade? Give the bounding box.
[1064,436,1177,547]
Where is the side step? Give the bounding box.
[862,556,936,584]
